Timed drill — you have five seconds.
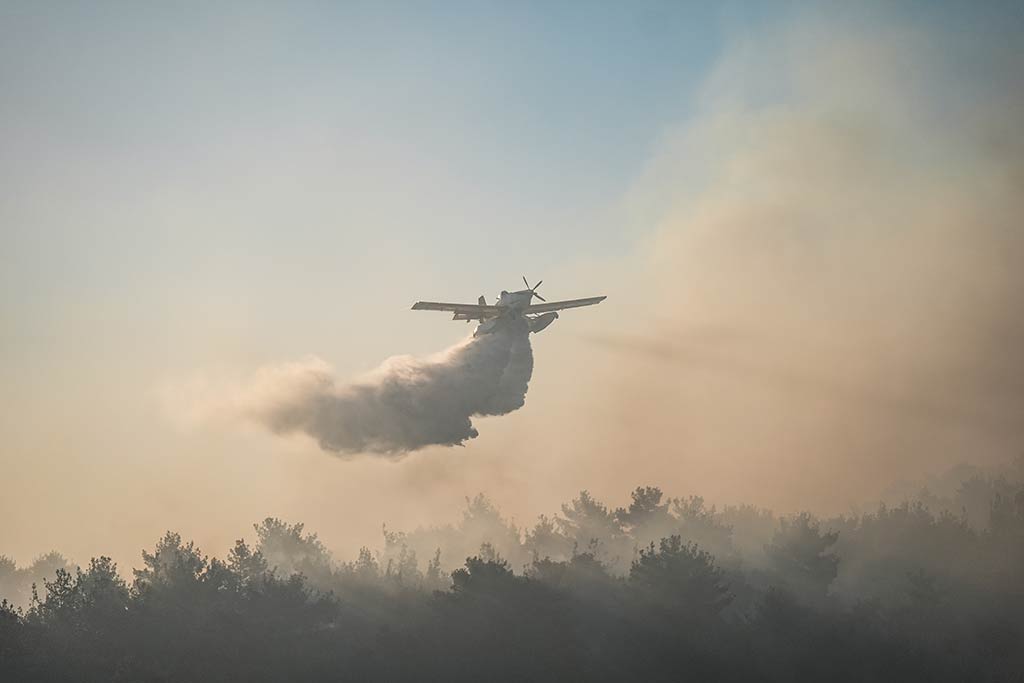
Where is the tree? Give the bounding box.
[629,535,733,620]
[765,513,839,603]
[380,526,424,587]
[671,495,736,564]
[76,557,130,615]
[459,494,525,569]
[253,518,333,588]
[1,552,76,611]
[559,490,631,572]
[228,539,270,588]
[523,514,573,563]
[528,549,619,607]
[133,531,207,592]
[616,486,672,529]
[451,553,517,597]
[0,555,24,610]
[424,548,448,591]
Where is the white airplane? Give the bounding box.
[412,277,606,337]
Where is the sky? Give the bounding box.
[2,1,1022,570]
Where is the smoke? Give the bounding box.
[577,17,1024,506]
[231,319,534,455]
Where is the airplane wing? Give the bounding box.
[525,296,606,314]
[411,301,503,316]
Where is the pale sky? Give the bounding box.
[2,1,1022,570]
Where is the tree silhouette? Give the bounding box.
[765,512,839,604]
[630,535,733,620]
[1,472,1022,681]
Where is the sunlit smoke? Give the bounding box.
[555,18,1024,510]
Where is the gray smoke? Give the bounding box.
[241,319,534,455]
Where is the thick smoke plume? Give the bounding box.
[577,19,1024,508]
[237,320,533,455]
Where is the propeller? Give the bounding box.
[523,276,546,302]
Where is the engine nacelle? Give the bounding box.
[527,312,558,333]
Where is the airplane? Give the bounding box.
[412,277,606,337]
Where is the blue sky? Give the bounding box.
[0,1,762,378]
[2,2,728,284]
[3,0,1009,341]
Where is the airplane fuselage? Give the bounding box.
[474,289,555,337]
[496,289,534,310]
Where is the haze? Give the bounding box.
[2,0,1021,577]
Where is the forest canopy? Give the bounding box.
[2,460,1023,681]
